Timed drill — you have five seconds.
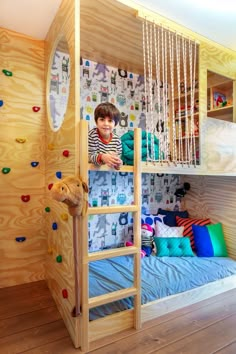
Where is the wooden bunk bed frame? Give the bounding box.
[44,0,236,351]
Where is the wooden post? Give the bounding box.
[133,128,142,329]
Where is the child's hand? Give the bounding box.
[101,153,122,169]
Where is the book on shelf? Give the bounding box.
[213,91,227,109]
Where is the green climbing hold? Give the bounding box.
[45,207,51,212]
[56,255,62,263]
[2,69,13,77]
[2,167,11,174]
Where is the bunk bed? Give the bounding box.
[44,0,236,352]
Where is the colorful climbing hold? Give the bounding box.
[48,183,53,190]
[0,100,4,107]
[52,222,58,230]
[56,255,62,263]
[48,144,55,150]
[56,171,62,179]
[2,167,11,174]
[62,289,68,299]
[21,195,30,202]
[2,69,13,76]
[32,106,40,112]
[61,213,68,221]
[45,206,51,212]
[31,161,39,167]
[15,236,26,242]
[62,150,69,157]
[16,137,26,143]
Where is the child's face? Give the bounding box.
[96,116,115,139]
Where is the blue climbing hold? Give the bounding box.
[56,171,62,179]
[52,222,58,230]
[0,100,4,107]
[15,236,26,242]
[31,161,39,167]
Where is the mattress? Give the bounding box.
[89,255,236,320]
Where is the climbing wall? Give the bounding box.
[44,0,79,345]
[0,28,46,287]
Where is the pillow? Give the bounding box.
[158,209,189,226]
[176,216,211,251]
[154,237,195,257]
[155,221,184,238]
[192,223,228,257]
[141,214,164,227]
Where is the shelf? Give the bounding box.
[174,89,199,100]
[175,112,199,120]
[207,105,233,122]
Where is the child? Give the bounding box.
[88,102,123,169]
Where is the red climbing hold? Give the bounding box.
[62,289,68,299]
[32,106,40,112]
[48,183,53,190]
[62,150,69,157]
[21,195,30,202]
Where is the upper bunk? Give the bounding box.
[79,0,236,176]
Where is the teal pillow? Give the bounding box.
[192,222,228,257]
[154,237,195,257]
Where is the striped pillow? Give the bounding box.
[176,216,211,251]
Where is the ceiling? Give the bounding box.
[0,0,236,52]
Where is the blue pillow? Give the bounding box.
[154,237,195,257]
[158,209,189,226]
[192,223,228,257]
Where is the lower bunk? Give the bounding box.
[88,255,236,341]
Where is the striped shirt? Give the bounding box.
[88,127,122,165]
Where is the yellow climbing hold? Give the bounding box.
[16,138,26,143]
[48,143,55,150]
[61,213,69,221]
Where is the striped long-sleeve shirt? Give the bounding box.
[88,127,122,165]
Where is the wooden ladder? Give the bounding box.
[79,120,142,352]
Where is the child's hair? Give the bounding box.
[94,102,120,126]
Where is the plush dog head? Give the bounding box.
[51,175,88,216]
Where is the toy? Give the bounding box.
[51,175,88,216]
[141,223,154,248]
[174,182,191,198]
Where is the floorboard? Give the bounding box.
[0,281,236,354]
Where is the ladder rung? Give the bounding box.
[88,205,138,215]
[88,287,137,309]
[87,246,138,262]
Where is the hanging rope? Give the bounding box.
[141,19,198,167]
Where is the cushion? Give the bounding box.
[158,209,189,226]
[192,223,228,257]
[176,216,211,251]
[141,214,164,227]
[155,221,184,238]
[154,237,195,257]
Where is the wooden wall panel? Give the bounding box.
[184,175,236,259]
[44,0,80,347]
[0,28,46,287]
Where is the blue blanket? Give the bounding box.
[89,255,236,320]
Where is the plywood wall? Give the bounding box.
[0,28,46,288]
[44,0,80,347]
[184,175,236,259]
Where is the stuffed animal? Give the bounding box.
[51,175,88,216]
[141,223,154,256]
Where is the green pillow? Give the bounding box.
[154,237,195,257]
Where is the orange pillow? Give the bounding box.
[176,216,211,251]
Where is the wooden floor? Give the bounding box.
[1,281,236,353]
